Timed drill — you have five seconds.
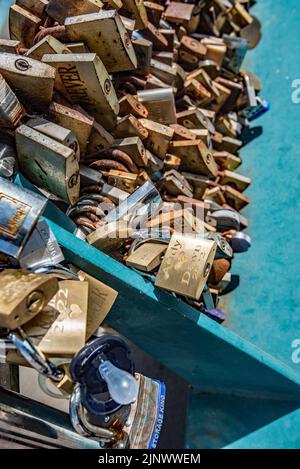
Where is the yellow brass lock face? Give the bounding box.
[126,242,167,272]
[0,269,59,330]
[155,233,217,300]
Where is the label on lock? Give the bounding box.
[15,124,80,204]
[0,269,59,330]
[155,233,217,299]
[0,177,47,259]
[42,53,119,130]
[0,53,56,112]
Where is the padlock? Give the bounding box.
[126,240,167,272]
[152,51,174,66]
[69,335,166,449]
[16,0,49,19]
[222,35,248,74]
[42,53,119,130]
[137,87,177,125]
[74,106,114,154]
[0,177,47,259]
[15,124,80,204]
[139,118,174,159]
[169,139,218,177]
[228,231,251,253]
[112,137,148,168]
[176,109,215,133]
[164,2,196,28]
[138,22,168,51]
[87,221,131,253]
[25,35,71,61]
[164,154,181,171]
[179,36,207,63]
[187,68,220,100]
[218,169,251,192]
[49,102,94,155]
[0,53,56,112]
[46,0,103,24]
[22,280,89,356]
[19,219,64,270]
[27,118,80,161]
[144,1,164,28]
[131,36,153,70]
[184,79,212,106]
[119,94,148,119]
[160,169,193,198]
[182,171,217,199]
[213,151,241,171]
[150,59,177,87]
[0,74,24,129]
[0,269,59,330]
[221,185,249,211]
[155,233,217,299]
[0,39,21,54]
[65,42,90,54]
[113,114,148,140]
[65,11,137,73]
[122,0,148,30]
[204,186,226,206]
[77,271,118,339]
[9,4,41,49]
[108,170,139,194]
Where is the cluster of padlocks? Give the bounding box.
[0,0,267,449]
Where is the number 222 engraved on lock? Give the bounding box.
[48,287,82,335]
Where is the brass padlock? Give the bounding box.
[122,0,148,30]
[184,79,212,106]
[164,2,196,28]
[9,4,41,49]
[15,124,80,204]
[113,114,148,140]
[27,117,80,161]
[0,39,20,54]
[65,11,137,73]
[221,185,249,211]
[119,94,149,119]
[218,170,251,192]
[74,105,114,154]
[42,53,119,130]
[77,270,118,339]
[164,154,181,171]
[137,87,177,125]
[112,137,148,168]
[139,118,174,159]
[212,151,241,171]
[139,22,168,51]
[182,172,217,199]
[49,102,94,155]
[16,0,49,19]
[108,170,139,194]
[65,42,90,54]
[46,0,103,24]
[126,241,167,272]
[0,73,24,128]
[0,53,56,112]
[155,233,217,299]
[25,35,71,61]
[0,269,59,330]
[169,140,218,177]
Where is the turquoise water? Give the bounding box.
[221,0,300,374]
